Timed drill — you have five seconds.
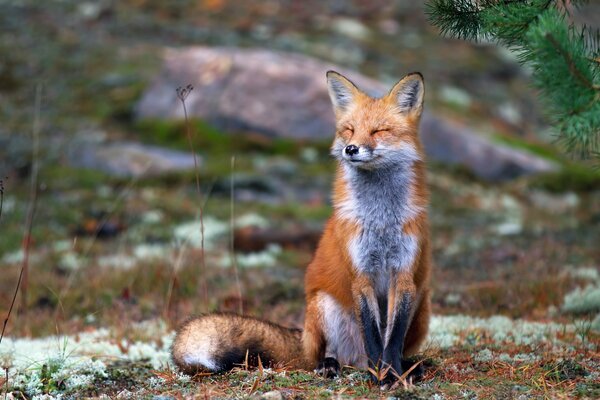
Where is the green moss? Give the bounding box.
[531,164,600,192]
[40,165,116,190]
[544,359,588,382]
[488,133,600,192]
[574,382,600,398]
[136,118,330,158]
[492,134,562,161]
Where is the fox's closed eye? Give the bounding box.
[340,127,354,138]
[371,129,389,136]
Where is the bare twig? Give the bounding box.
[176,84,208,311]
[0,260,22,345]
[0,177,5,223]
[19,84,42,327]
[229,156,243,314]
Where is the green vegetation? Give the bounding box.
[137,119,328,159]
[532,164,600,192]
[1,1,599,399]
[427,0,600,160]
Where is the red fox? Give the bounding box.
[172,71,431,384]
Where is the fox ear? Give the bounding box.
[389,72,424,116]
[326,71,360,115]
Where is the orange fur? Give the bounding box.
[303,71,431,371]
[172,71,432,379]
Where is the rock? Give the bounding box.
[136,47,558,181]
[528,190,579,213]
[331,17,372,40]
[255,391,284,400]
[419,117,556,181]
[439,85,472,109]
[67,140,201,178]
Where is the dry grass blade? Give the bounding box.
[163,244,187,319]
[248,356,264,395]
[398,359,423,381]
[3,367,8,400]
[336,387,348,396]
[257,354,264,376]
[152,368,180,385]
[368,364,391,383]
[192,371,213,379]
[249,376,261,394]
[244,349,249,371]
[386,360,423,390]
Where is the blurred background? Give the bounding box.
[1,0,599,342]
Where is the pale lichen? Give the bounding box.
[562,284,600,314]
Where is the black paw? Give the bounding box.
[315,357,340,378]
[378,372,397,390]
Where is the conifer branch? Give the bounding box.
[545,33,600,91]
[426,0,600,159]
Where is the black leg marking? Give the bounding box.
[359,298,383,375]
[315,357,340,378]
[381,292,412,380]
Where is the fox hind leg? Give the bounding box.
[308,291,367,377]
[302,296,326,369]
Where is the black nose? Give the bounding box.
[345,145,359,156]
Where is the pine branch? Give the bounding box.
[525,9,599,156]
[426,0,600,159]
[581,25,600,60]
[545,33,600,91]
[482,0,553,47]
[425,0,486,41]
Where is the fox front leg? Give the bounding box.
[380,272,416,385]
[352,275,384,377]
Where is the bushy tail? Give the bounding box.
[172,313,309,374]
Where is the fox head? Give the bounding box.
[326,71,424,170]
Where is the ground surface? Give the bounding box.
[0,1,599,399]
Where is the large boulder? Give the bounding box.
[135,47,557,181]
[68,140,201,178]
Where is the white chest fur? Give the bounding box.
[337,155,422,287]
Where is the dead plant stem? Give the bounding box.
[176,85,207,311]
[3,367,7,400]
[230,156,243,314]
[0,178,5,223]
[20,84,43,325]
